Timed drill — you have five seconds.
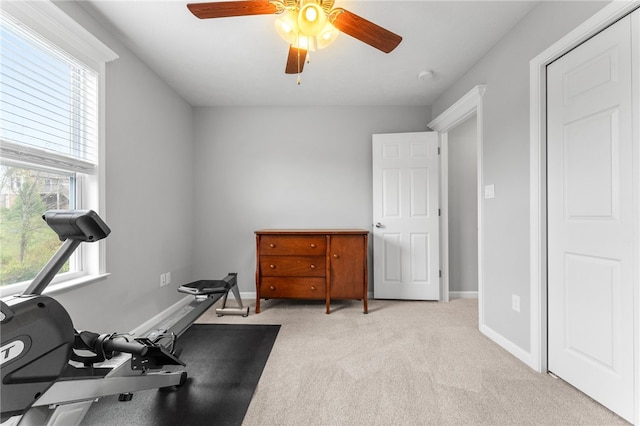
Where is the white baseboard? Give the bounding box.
[480,323,537,370]
[130,292,257,336]
[449,291,478,299]
[241,292,256,300]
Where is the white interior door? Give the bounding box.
[372,132,440,300]
[547,13,635,422]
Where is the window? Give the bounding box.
[0,1,117,293]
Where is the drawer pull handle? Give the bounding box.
[269,286,275,291]
[333,254,339,258]
[310,243,316,248]
[270,264,276,269]
[310,286,316,291]
[269,243,276,248]
[310,264,316,269]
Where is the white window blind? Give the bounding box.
[0,2,116,292]
[0,12,98,173]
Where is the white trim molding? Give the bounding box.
[0,0,118,69]
[449,291,478,300]
[429,85,486,132]
[530,1,639,422]
[428,84,485,320]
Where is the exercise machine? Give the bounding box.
[0,210,248,426]
[178,278,249,318]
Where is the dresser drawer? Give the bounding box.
[260,256,325,277]
[259,235,326,256]
[260,277,325,299]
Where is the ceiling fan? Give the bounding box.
[187,0,402,79]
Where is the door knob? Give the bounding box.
[375,222,383,228]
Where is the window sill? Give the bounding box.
[0,273,110,299]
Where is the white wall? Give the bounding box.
[47,1,195,333]
[192,106,430,294]
[448,115,478,293]
[432,1,607,352]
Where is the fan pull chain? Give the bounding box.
[296,30,302,85]
[296,51,309,85]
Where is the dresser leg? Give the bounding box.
[363,297,368,314]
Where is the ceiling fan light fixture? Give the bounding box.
[276,15,314,50]
[276,8,338,51]
[315,22,339,49]
[296,35,313,51]
[297,0,327,36]
[275,12,297,43]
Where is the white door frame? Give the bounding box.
[530,1,639,422]
[428,85,485,312]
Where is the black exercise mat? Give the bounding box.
[83,324,280,426]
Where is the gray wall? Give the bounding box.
[432,1,607,351]
[48,1,195,333]
[191,106,430,293]
[448,115,478,293]
[37,0,609,359]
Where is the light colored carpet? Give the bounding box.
[197,298,628,426]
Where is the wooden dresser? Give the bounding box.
[255,229,369,314]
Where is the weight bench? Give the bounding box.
[178,274,249,317]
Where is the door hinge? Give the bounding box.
[439,270,442,278]
[438,208,441,216]
[437,147,441,155]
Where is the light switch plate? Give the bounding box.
[485,184,495,199]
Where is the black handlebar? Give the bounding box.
[72,331,148,365]
[102,336,148,357]
[71,330,185,369]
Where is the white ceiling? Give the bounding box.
[79,0,538,107]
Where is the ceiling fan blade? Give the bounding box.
[331,8,402,53]
[285,45,307,74]
[187,1,278,19]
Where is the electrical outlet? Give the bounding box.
[160,273,166,287]
[512,294,520,312]
[166,272,171,285]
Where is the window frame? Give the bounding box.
[0,0,117,297]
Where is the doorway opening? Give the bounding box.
[446,115,478,300]
[428,85,485,325]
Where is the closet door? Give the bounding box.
[547,12,636,422]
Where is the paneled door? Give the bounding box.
[547,12,636,422]
[372,132,440,300]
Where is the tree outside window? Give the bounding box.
[0,165,73,286]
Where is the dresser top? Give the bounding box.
[255,229,369,235]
